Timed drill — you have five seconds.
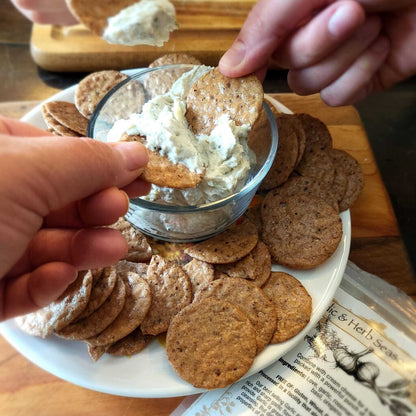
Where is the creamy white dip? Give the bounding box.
[107,65,256,206]
[103,0,178,47]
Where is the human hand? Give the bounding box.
[10,0,78,25]
[219,0,416,106]
[0,116,150,321]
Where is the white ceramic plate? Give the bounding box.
[0,72,351,398]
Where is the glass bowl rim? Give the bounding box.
[87,64,279,214]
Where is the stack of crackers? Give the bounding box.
[22,53,364,390]
[252,107,364,269]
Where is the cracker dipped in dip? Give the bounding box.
[107,66,258,206]
[67,0,178,46]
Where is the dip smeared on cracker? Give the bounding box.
[67,0,178,46]
[108,65,259,205]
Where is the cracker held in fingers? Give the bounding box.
[123,134,204,188]
[66,0,178,46]
[185,67,264,135]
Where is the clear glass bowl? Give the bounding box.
[88,65,278,242]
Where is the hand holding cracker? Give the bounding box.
[0,116,150,321]
[220,0,416,106]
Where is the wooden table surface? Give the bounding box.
[1,94,415,416]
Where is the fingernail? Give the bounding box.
[114,142,148,171]
[221,40,246,69]
[120,190,130,213]
[328,3,357,38]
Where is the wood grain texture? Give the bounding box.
[0,94,414,416]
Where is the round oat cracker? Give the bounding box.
[331,162,348,206]
[194,277,277,353]
[15,270,93,338]
[261,194,343,269]
[126,134,204,188]
[260,113,299,190]
[144,67,188,98]
[166,297,257,389]
[262,272,312,343]
[185,67,263,135]
[243,202,263,235]
[43,101,89,136]
[41,105,81,137]
[149,53,202,68]
[262,174,339,212]
[184,219,259,264]
[66,0,138,36]
[265,100,306,167]
[182,258,215,298]
[140,255,192,336]
[87,268,151,346]
[98,78,146,124]
[111,217,152,262]
[75,267,116,320]
[295,149,336,187]
[328,148,364,212]
[215,241,271,287]
[146,55,202,97]
[74,70,129,119]
[115,259,149,278]
[55,275,126,341]
[107,327,154,356]
[295,113,333,154]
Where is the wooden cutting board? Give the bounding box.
[31,0,255,72]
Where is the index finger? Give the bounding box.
[219,0,332,77]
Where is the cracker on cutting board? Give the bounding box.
[185,67,264,135]
[124,134,204,188]
[262,271,312,343]
[15,270,93,338]
[261,194,343,269]
[140,255,192,335]
[166,297,257,389]
[264,97,307,167]
[184,219,259,264]
[75,70,129,119]
[193,277,277,353]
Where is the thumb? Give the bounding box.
[219,0,334,77]
[0,117,148,216]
